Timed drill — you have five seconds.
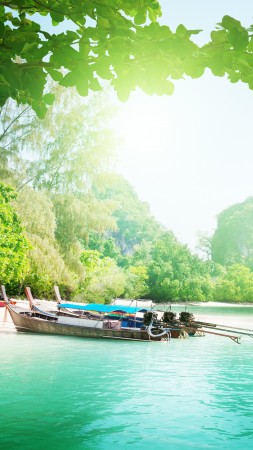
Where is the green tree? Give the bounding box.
[13,187,118,297]
[196,232,212,260]
[124,266,149,299]
[214,264,253,302]
[53,193,117,254]
[131,241,153,267]
[214,278,237,302]
[0,100,35,185]
[0,182,29,285]
[1,3,253,116]
[88,233,122,260]
[23,234,78,298]
[15,187,56,240]
[181,277,213,302]
[79,249,125,303]
[211,198,253,268]
[94,174,161,253]
[147,232,213,302]
[23,88,117,193]
[14,187,77,297]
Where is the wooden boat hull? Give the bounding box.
[6,305,182,341]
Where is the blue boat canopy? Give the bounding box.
[58,303,150,314]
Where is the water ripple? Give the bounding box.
[0,308,253,450]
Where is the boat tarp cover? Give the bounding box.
[58,303,149,314]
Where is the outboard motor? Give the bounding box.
[179,311,195,323]
[143,311,158,326]
[162,311,177,324]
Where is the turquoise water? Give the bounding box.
[1,306,253,450]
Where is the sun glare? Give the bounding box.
[115,90,182,181]
[113,89,198,244]
[117,92,170,156]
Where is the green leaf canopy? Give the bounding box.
[1,3,253,116]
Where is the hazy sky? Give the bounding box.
[114,0,253,251]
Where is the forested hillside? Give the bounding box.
[1,88,253,303]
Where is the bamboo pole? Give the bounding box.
[201,328,241,344]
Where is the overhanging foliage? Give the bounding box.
[1,1,253,116]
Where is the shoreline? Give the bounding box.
[171,301,253,307]
[1,299,253,308]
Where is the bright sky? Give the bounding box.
[115,0,253,251]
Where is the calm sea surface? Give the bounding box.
[0,305,253,450]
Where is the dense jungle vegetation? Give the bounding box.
[1,88,253,303]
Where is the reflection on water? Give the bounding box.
[0,305,253,450]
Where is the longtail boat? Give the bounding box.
[1,286,246,343]
[1,286,184,341]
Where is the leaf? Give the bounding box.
[211,30,227,44]
[187,29,202,36]
[43,93,55,105]
[62,45,80,60]
[228,72,240,83]
[22,41,39,55]
[248,37,253,52]
[50,11,64,24]
[183,57,205,78]
[209,55,225,77]
[50,48,74,69]
[60,71,80,87]
[247,74,253,89]
[228,28,248,51]
[114,79,131,102]
[221,15,242,31]
[176,24,187,37]
[66,30,80,41]
[89,77,102,91]
[76,79,89,96]
[79,41,90,58]
[237,57,252,71]
[0,77,11,100]
[94,61,113,80]
[46,68,63,82]
[33,102,47,119]
[176,24,201,38]
[134,8,147,25]
[148,7,158,23]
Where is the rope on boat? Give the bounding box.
[146,319,172,340]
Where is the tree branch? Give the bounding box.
[0,106,30,142]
